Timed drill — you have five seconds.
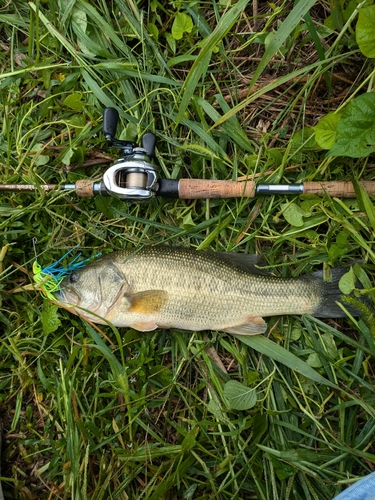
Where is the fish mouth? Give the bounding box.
[55,286,81,307]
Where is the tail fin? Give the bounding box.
[309,268,363,318]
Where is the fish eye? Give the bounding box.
[69,272,79,283]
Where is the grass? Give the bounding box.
[1,0,375,498]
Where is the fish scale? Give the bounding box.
[57,246,355,335]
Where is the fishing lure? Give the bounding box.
[33,247,101,300]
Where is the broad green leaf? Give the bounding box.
[207,398,229,422]
[339,267,356,294]
[353,178,375,232]
[336,230,349,248]
[321,332,338,359]
[356,5,375,58]
[71,5,112,58]
[327,93,375,158]
[282,202,310,227]
[314,112,342,149]
[328,243,347,262]
[223,380,257,410]
[72,6,87,32]
[63,93,84,112]
[120,122,138,142]
[235,335,338,389]
[0,13,28,29]
[67,114,87,134]
[252,413,268,442]
[41,301,61,335]
[30,143,49,166]
[165,32,176,53]
[181,430,196,451]
[289,127,318,151]
[62,148,74,166]
[269,455,296,481]
[149,365,173,386]
[180,211,196,230]
[172,12,193,40]
[307,332,337,367]
[147,22,159,40]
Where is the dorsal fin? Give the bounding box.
[216,252,271,276]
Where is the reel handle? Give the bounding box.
[103,107,119,140]
[142,132,156,159]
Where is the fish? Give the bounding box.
[55,246,356,336]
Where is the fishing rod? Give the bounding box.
[1,107,375,201]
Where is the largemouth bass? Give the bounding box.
[56,246,354,335]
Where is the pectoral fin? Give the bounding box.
[224,316,267,336]
[127,290,168,315]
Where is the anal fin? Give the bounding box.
[132,320,159,332]
[224,316,267,336]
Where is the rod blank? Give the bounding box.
[0,184,58,192]
[1,179,375,200]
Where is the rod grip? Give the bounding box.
[178,179,256,199]
[303,181,375,198]
[75,179,95,197]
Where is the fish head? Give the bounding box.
[56,261,129,323]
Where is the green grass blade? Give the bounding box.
[249,0,319,88]
[235,334,338,389]
[176,0,250,125]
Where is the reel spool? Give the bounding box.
[102,158,158,201]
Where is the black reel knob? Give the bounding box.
[103,107,119,140]
[142,132,156,159]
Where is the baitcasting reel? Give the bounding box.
[101,108,158,201]
[73,108,180,201]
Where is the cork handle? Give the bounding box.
[304,181,375,198]
[178,179,256,199]
[75,179,95,197]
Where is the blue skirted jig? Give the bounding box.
[33,247,101,300]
